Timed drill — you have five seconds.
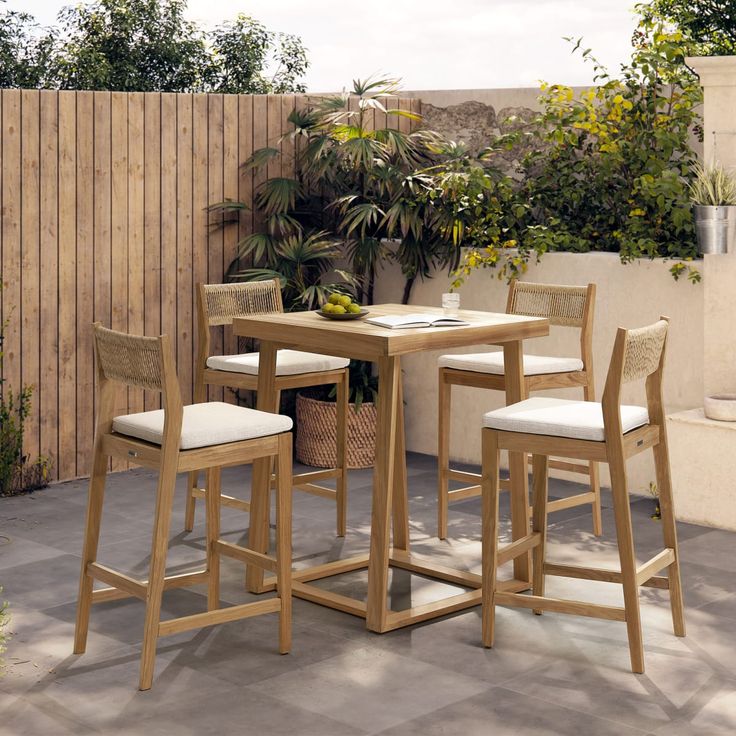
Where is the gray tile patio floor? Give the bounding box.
[1,453,735,735]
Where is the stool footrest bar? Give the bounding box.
[544,561,671,589]
[546,492,596,514]
[292,482,337,499]
[447,485,482,501]
[216,540,278,572]
[157,598,282,637]
[494,591,627,621]
[497,533,541,566]
[192,487,251,513]
[91,569,210,604]
[636,549,675,587]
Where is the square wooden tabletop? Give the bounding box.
[233,303,549,361]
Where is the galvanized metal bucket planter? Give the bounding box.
[693,205,736,254]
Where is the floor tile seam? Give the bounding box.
[689,589,736,614]
[491,683,656,734]
[236,678,374,736]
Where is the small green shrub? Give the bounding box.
[0,287,52,496]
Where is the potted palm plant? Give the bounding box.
[211,77,460,466]
[690,163,736,254]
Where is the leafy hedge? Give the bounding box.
[450,16,703,286]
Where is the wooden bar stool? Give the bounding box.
[74,324,293,690]
[438,282,600,540]
[184,280,350,536]
[481,317,685,673]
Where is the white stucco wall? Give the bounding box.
[373,252,705,494]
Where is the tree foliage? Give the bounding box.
[639,0,736,56]
[452,13,703,286]
[0,4,55,88]
[0,0,308,93]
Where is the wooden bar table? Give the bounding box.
[234,304,549,633]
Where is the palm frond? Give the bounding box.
[208,199,250,212]
[288,107,320,132]
[266,212,303,236]
[230,267,286,287]
[234,232,280,265]
[254,177,301,216]
[339,202,385,237]
[352,75,401,97]
[242,147,281,171]
[340,137,382,169]
[383,200,423,240]
[386,108,421,123]
[358,97,388,114]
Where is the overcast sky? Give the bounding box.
[20,0,640,91]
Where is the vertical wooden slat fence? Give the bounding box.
[0,89,420,483]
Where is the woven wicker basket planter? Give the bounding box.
[295,393,377,469]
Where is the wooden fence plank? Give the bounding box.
[251,95,268,239]
[1,91,21,439]
[75,91,95,476]
[93,92,112,332]
[160,93,178,355]
[127,92,145,415]
[176,93,193,404]
[207,94,224,401]
[222,93,239,382]
[57,91,76,480]
[237,94,253,276]
[398,96,411,135]
[143,92,161,410]
[21,89,41,467]
[110,92,129,471]
[93,92,112,470]
[39,90,59,477]
[191,93,209,400]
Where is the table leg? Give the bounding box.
[246,341,278,594]
[366,356,400,632]
[503,340,531,584]
[392,369,409,552]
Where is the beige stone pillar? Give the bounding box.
[687,56,736,396]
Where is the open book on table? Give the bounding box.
[365,313,469,329]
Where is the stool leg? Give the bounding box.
[531,454,549,615]
[206,466,222,611]
[185,376,208,532]
[609,452,644,674]
[589,461,602,537]
[437,369,451,540]
[653,439,685,637]
[139,458,178,691]
[481,428,500,648]
[184,471,198,532]
[336,369,349,537]
[584,382,603,537]
[74,445,109,654]
[276,433,293,654]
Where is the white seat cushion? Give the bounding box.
[483,397,649,442]
[438,352,584,376]
[112,402,293,450]
[207,349,349,376]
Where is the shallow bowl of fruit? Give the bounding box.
[317,294,369,320]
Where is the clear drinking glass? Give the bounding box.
[442,292,460,316]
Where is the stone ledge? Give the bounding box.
[687,55,736,86]
[667,408,736,531]
[668,407,736,430]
